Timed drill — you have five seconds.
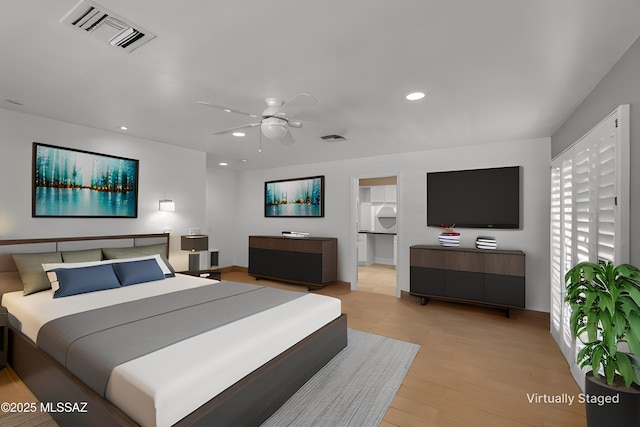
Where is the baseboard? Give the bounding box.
[399,290,416,302]
[220,265,247,274]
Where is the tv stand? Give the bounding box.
[409,245,525,317]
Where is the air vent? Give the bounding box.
[320,134,347,142]
[61,0,155,53]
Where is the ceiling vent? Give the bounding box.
[320,134,348,142]
[61,0,155,53]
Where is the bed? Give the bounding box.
[0,233,347,426]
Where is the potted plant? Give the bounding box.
[565,260,640,426]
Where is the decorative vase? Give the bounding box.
[584,371,640,427]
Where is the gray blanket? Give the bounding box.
[37,281,305,396]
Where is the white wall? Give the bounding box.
[222,137,551,312]
[0,109,207,271]
[552,35,640,266]
[206,167,238,268]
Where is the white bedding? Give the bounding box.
[2,274,342,427]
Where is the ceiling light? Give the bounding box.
[232,132,245,137]
[261,117,288,140]
[405,92,425,101]
[241,159,248,162]
[224,109,232,113]
[120,126,128,130]
[218,162,228,166]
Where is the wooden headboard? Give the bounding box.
[0,233,170,296]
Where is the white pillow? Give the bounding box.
[42,255,172,292]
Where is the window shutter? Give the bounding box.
[549,166,562,339]
[550,105,629,390]
[596,136,616,262]
[573,146,590,264]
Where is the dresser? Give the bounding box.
[410,245,525,316]
[248,236,338,290]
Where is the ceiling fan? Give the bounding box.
[197,93,318,145]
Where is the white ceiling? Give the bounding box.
[1,0,639,170]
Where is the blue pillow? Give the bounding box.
[112,258,166,286]
[53,264,121,298]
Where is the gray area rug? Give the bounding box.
[262,328,420,427]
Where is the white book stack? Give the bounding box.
[439,232,461,247]
[282,231,310,238]
[476,236,497,250]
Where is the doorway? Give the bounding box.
[354,175,398,297]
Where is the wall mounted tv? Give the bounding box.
[427,166,521,229]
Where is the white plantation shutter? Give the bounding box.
[550,105,630,389]
[561,159,575,359]
[550,167,562,340]
[573,145,590,264]
[597,139,617,262]
[561,158,573,272]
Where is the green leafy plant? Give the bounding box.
[565,260,640,387]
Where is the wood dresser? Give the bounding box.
[410,245,525,317]
[248,235,338,290]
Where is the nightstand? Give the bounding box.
[178,269,222,281]
[0,306,8,369]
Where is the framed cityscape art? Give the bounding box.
[265,175,324,217]
[32,142,139,218]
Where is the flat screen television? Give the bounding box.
[427,166,521,229]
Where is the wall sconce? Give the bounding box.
[159,199,175,211]
[181,234,208,271]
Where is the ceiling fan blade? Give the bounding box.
[277,93,317,118]
[197,101,258,118]
[288,120,303,128]
[212,122,261,135]
[280,132,296,146]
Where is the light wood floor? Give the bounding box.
[226,271,586,426]
[0,366,57,426]
[1,271,586,427]
[358,263,397,297]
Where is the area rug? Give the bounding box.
[261,328,420,427]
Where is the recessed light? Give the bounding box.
[232,132,245,137]
[218,162,228,166]
[224,109,232,113]
[120,126,128,130]
[241,159,248,162]
[405,92,425,101]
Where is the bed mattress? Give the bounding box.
[2,274,342,427]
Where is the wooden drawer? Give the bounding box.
[444,251,484,273]
[484,253,525,277]
[249,236,329,254]
[410,267,445,296]
[410,249,445,269]
[484,274,525,307]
